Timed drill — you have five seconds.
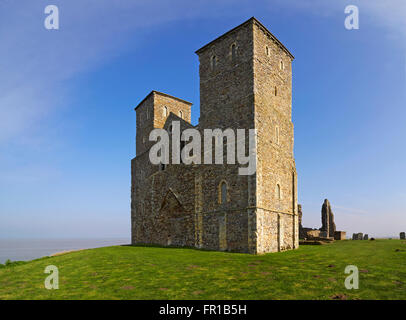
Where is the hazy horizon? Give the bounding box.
[0,238,129,264]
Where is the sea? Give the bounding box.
[0,238,129,264]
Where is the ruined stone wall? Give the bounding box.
[334,231,346,240]
[320,199,336,238]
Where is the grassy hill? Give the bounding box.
[0,239,405,300]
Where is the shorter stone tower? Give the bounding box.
[135,90,192,156]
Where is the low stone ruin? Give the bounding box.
[352,233,363,240]
[306,229,322,239]
[400,232,405,240]
[363,234,368,240]
[334,231,346,240]
[299,199,346,241]
[320,199,336,238]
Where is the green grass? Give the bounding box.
[0,240,405,300]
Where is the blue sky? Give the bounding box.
[0,0,405,239]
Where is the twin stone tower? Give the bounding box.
[131,17,299,254]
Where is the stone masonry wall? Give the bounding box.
[135,91,192,157]
[252,20,298,251]
[131,18,298,254]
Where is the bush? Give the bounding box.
[0,259,26,268]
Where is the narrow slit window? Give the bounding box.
[220,181,227,204]
[231,44,236,61]
[275,126,280,144]
[211,56,216,70]
[276,184,281,200]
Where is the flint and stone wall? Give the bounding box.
[131,18,298,254]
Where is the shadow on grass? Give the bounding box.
[121,243,250,255]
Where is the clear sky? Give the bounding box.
[0,0,405,239]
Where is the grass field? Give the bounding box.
[0,239,405,300]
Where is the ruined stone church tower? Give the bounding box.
[131,17,299,254]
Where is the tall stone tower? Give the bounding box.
[195,17,298,253]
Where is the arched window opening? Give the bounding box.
[231,44,236,61]
[276,184,281,200]
[275,125,280,145]
[163,106,168,117]
[168,124,173,134]
[179,110,183,119]
[219,181,227,205]
[211,56,217,70]
[280,60,284,70]
[266,46,269,56]
[275,86,278,96]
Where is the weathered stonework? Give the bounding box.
[306,230,322,240]
[400,232,405,240]
[298,204,306,239]
[131,17,298,254]
[352,233,363,240]
[334,231,346,240]
[300,200,346,240]
[320,199,336,238]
